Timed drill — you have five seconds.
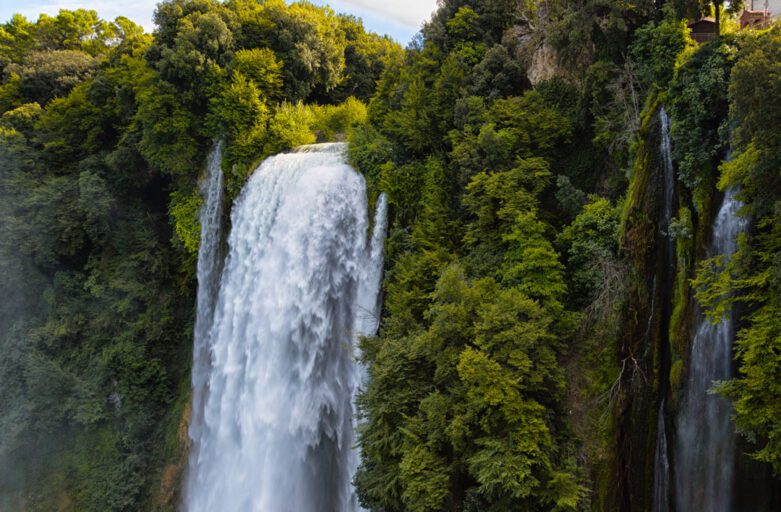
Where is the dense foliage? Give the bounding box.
[0,3,398,510]
[1,0,781,511]
[352,0,781,510]
[695,26,781,477]
[349,1,648,510]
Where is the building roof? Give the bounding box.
[740,9,773,29]
[688,17,716,28]
[689,16,716,27]
[742,9,771,16]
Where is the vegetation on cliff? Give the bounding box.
[351,1,781,510]
[1,0,780,510]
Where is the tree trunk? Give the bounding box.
[714,0,721,37]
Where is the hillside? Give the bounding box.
[1,1,780,511]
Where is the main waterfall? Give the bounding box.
[185,143,386,512]
[674,187,747,512]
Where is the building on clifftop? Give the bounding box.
[688,17,717,43]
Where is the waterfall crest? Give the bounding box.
[185,143,385,512]
[674,187,747,512]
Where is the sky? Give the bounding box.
[0,0,438,44]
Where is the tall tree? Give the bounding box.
[708,0,745,35]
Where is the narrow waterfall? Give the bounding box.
[674,187,747,512]
[184,143,386,512]
[353,192,387,343]
[349,192,387,492]
[189,142,225,458]
[652,107,676,512]
[653,402,671,512]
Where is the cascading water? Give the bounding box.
[189,141,224,457]
[674,187,747,512]
[652,107,676,512]
[184,143,386,512]
[349,192,387,492]
[653,402,671,512]
[353,192,387,348]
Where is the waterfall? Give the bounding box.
[349,193,387,494]
[674,187,747,512]
[184,143,386,512]
[652,402,671,512]
[189,141,225,458]
[652,107,675,512]
[353,192,387,343]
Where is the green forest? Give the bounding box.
[0,0,779,511]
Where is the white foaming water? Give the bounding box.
[189,142,225,456]
[652,401,670,512]
[349,192,387,497]
[185,143,386,512]
[675,187,747,512]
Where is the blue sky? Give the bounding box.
[0,0,437,44]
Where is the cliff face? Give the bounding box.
[612,89,781,512]
[614,109,669,511]
[5,3,781,511]
[528,43,559,85]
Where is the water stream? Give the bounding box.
[674,187,747,512]
[188,141,225,461]
[652,107,676,512]
[184,143,386,512]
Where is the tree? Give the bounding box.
[231,47,283,100]
[258,0,347,101]
[707,0,745,35]
[6,50,98,105]
[358,265,581,511]
[693,26,781,475]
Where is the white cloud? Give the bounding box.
[338,0,438,28]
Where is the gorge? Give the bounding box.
[1,2,781,511]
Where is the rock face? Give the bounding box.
[527,43,558,85]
